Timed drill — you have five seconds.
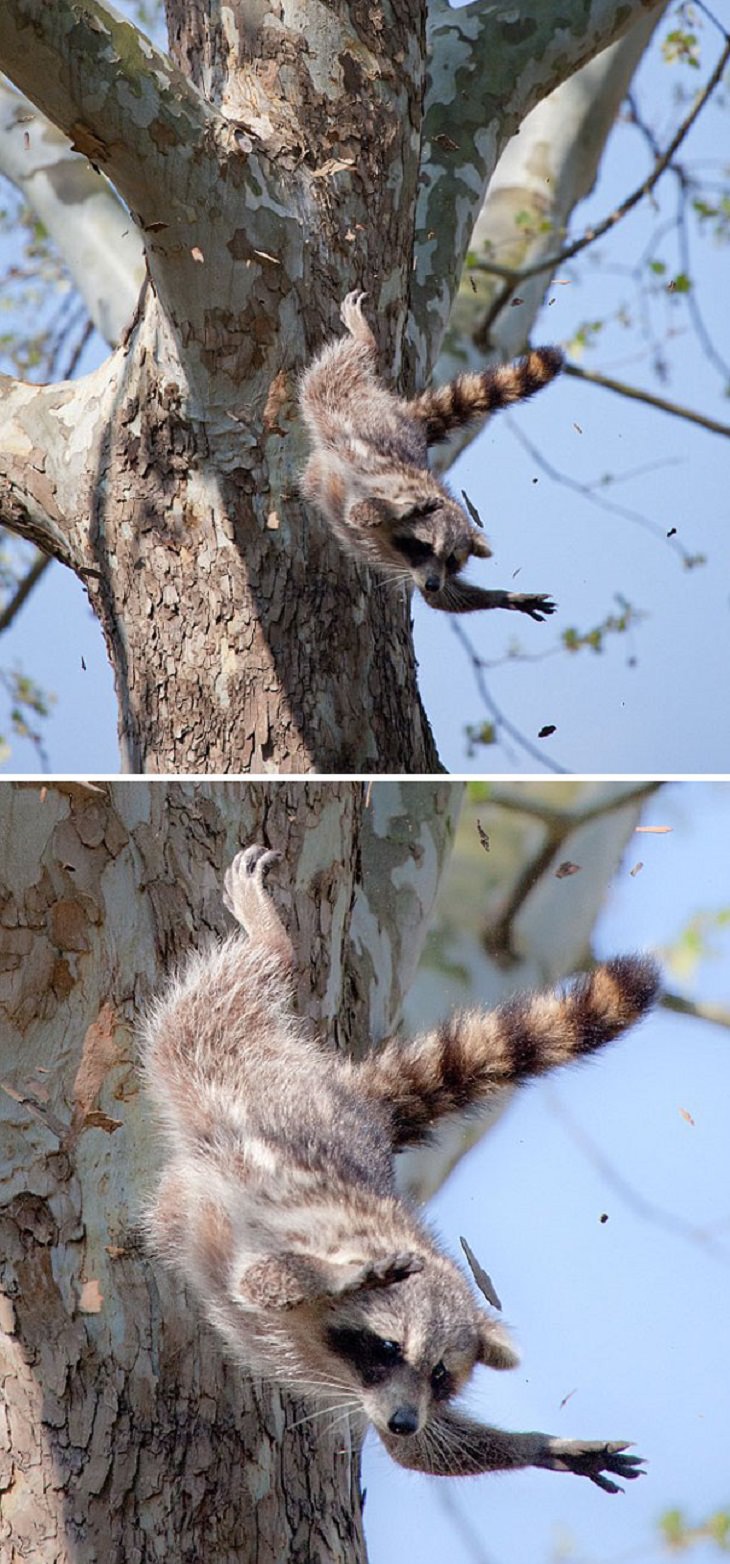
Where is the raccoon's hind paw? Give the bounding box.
[223,844,283,931]
[541,1438,645,1494]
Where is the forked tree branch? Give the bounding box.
[0,0,217,230]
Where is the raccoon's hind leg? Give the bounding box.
[223,845,294,973]
[340,289,377,354]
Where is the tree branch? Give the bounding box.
[661,991,730,1031]
[0,549,51,633]
[0,372,99,570]
[410,0,667,374]
[0,0,218,231]
[563,360,730,439]
[0,79,145,344]
[473,32,730,323]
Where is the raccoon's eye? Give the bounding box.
[374,1338,402,1365]
[392,536,433,566]
[430,1361,453,1400]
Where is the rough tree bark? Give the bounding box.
[0,0,664,774]
[0,777,460,1562]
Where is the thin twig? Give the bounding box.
[563,360,730,438]
[506,416,698,564]
[547,1088,730,1264]
[449,617,569,776]
[473,35,730,315]
[0,550,52,633]
[661,991,730,1031]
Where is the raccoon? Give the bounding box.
[299,291,563,618]
[141,844,658,1491]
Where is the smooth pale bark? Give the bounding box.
[0,0,664,772]
[0,778,459,1564]
[0,80,144,344]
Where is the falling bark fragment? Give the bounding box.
[476,820,490,853]
[555,860,581,878]
[599,1213,609,1224]
[538,724,556,739]
[105,1245,126,1259]
[78,1279,104,1314]
[573,422,583,434]
[667,526,677,537]
[510,295,524,307]
[635,826,672,834]
[559,1388,577,1409]
[266,512,281,530]
[630,861,644,877]
[253,249,280,264]
[191,246,204,263]
[460,1237,502,1310]
[679,1107,695,1126]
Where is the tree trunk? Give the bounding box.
[0,0,664,773]
[0,778,458,1563]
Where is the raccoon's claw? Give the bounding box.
[357,1251,425,1291]
[542,1438,645,1493]
[511,593,557,621]
[223,845,282,924]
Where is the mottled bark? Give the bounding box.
[0,778,459,1563]
[0,0,663,773]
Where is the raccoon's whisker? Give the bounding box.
[286,1398,361,1432]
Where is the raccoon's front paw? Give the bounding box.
[223,844,282,928]
[509,592,556,621]
[542,1437,645,1494]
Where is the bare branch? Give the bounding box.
[0,0,218,231]
[563,360,730,439]
[0,549,51,633]
[0,372,96,571]
[411,0,668,371]
[473,33,730,323]
[0,80,144,344]
[449,617,569,776]
[547,1088,730,1265]
[482,783,662,964]
[661,991,730,1031]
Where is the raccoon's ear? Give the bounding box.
[475,1317,520,1371]
[470,531,493,560]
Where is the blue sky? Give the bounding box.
[1,9,729,773]
[363,779,730,1563]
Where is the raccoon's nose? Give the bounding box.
[424,574,441,595]
[387,1405,419,1436]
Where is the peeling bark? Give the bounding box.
[0,778,458,1562]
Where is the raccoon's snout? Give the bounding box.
[424,573,442,595]
[387,1405,420,1436]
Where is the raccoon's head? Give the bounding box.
[382,495,491,602]
[321,1255,517,1440]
